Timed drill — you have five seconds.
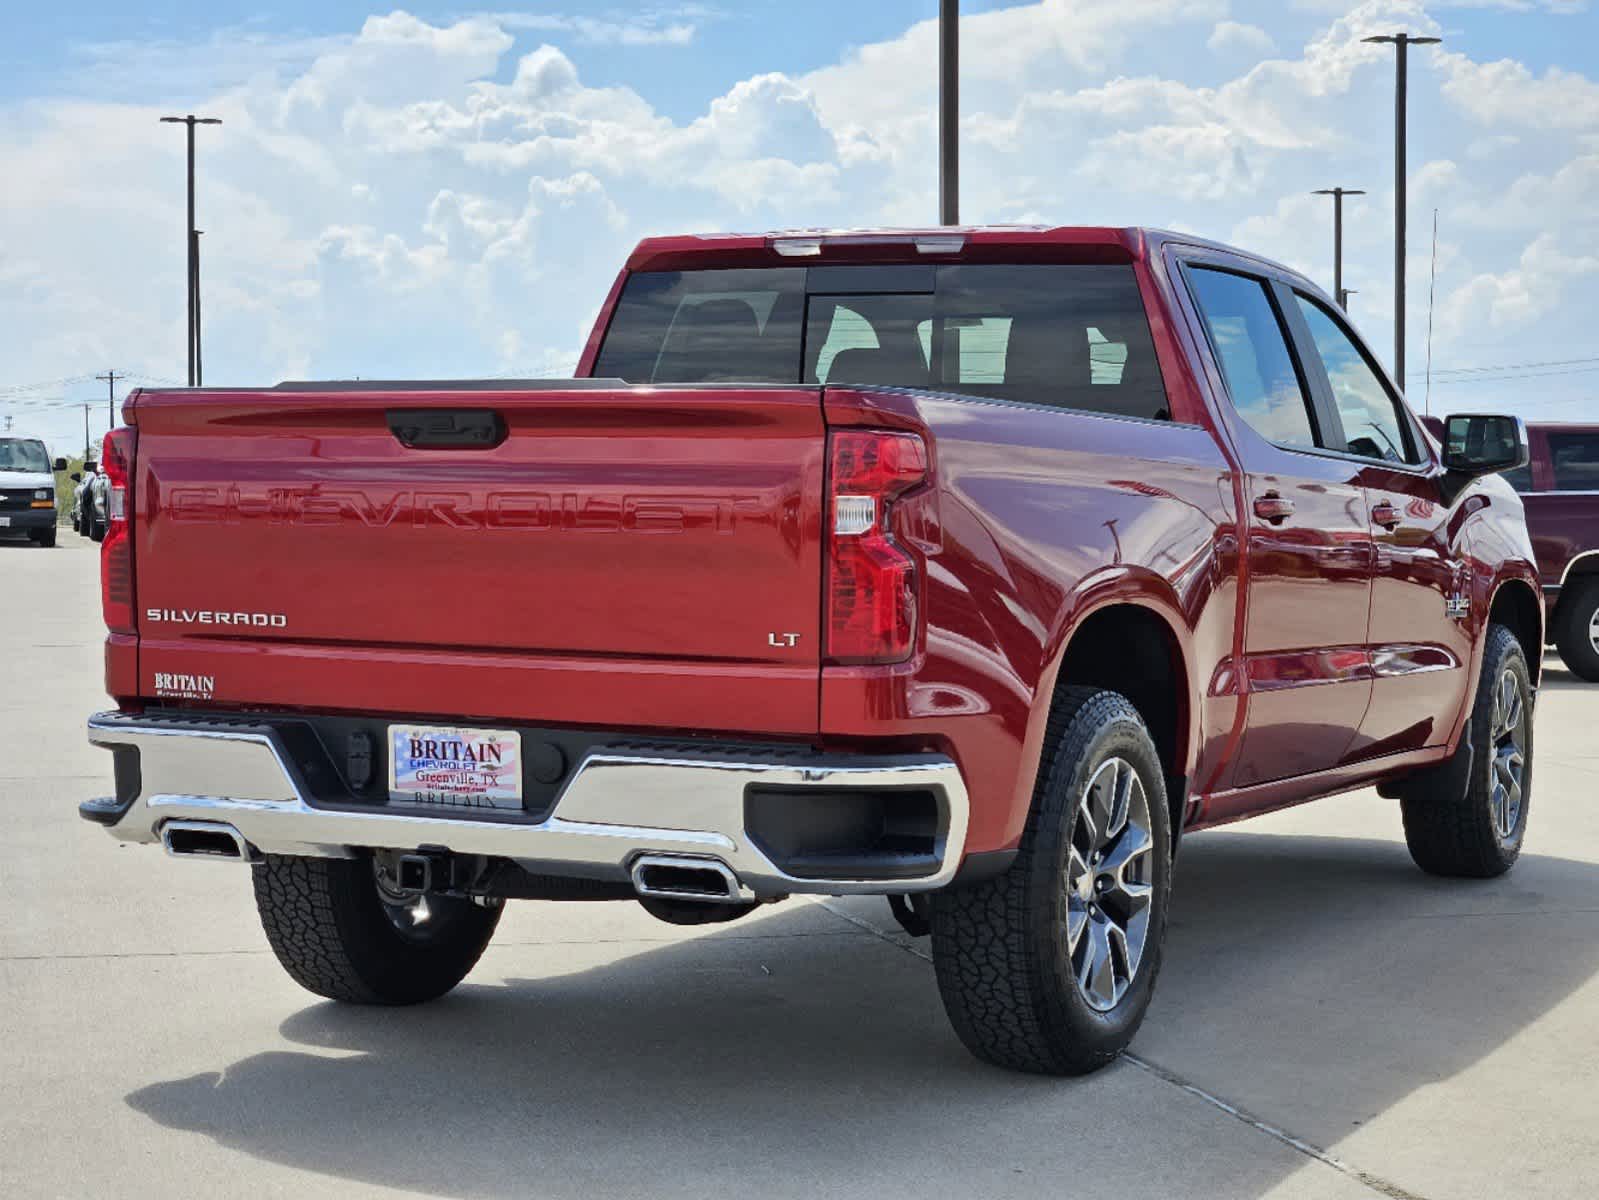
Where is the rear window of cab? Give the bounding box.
[593,264,1170,421]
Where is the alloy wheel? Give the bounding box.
[1065,757,1155,1011]
[1489,668,1527,841]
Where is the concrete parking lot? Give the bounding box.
[3,535,1596,1199]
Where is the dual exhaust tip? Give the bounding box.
[629,854,746,904]
[159,823,749,905]
[161,820,254,862]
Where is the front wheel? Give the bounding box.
[252,853,501,1004]
[930,687,1171,1075]
[1400,624,1533,877]
[1554,580,1599,682]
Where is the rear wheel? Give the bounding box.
[253,853,501,1004]
[930,687,1171,1075]
[1554,580,1599,682]
[1400,624,1532,877]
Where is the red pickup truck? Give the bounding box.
[83,226,1541,1075]
[1428,418,1599,681]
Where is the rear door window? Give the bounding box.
[596,263,1170,420]
[1549,432,1599,491]
[1186,267,1320,452]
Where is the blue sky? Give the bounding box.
[3,1,1597,454]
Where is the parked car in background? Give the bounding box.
[82,226,1541,1076]
[85,465,110,541]
[69,460,98,535]
[1427,417,1599,681]
[0,436,65,547]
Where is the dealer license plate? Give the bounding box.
[388,724,523,811]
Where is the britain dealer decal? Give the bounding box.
[152,672,216,700]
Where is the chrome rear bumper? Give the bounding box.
[84,712,969,898]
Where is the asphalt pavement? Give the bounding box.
[4,534,1596,1199]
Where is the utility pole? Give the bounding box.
[82,403,92,460]
[160,113,222,386]
[939,0,958,225]
[1362,32,1440,388]
[95,370,120,429]
[1311,188,1365,310]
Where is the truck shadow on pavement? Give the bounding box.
[125,831,1599,1199]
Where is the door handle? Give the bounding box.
[386,409,507,449]
[1371,500,1402,530]
[1253,493,1295,525]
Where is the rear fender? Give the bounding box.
[1009,569,1197,840]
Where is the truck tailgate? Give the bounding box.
[128,384,825,733]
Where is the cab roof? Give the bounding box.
[623,225,1298,280]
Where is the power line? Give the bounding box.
[0,373,99,396]
[1410,356,1599,379]
[1424,365,1599,386]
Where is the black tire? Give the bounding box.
[35,526,56,547]
[252,853,501,1004]
[88,515,105,542]
[1554,580,1599,682]
[930,687,1172,1075]
[70,512,80,533]
[1400,624,1533,878]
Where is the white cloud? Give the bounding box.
[1441,55,1599,129]
[1208,21,1277,55]
[492,11,701,46]
[3,0,1598,453]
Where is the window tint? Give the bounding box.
[1499,461,1533,493]
[1549,433,1599,491]
[1187,268,1318,451]
[596,264,1169,420]
[917,265,1167,417]
[594,268,806,383]
[1293,295,1418,464]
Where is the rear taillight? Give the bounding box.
[100,427,137,635]
[825,430,928,664]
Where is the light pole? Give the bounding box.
[191,230,206,386]
[1362,33,1440,388]
[940,0,958,224]
[1312,188,1364,311]
[160,114,222,387]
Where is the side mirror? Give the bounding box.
[1441,413,1528,477]
[84,461,97,473]
[53,457,68,472]
[70,473,82,482]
